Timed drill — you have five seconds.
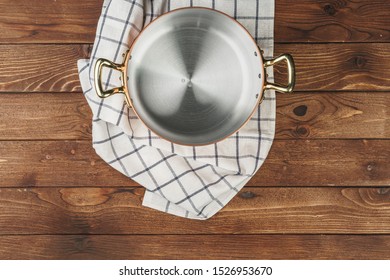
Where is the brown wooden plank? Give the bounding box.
[275,92,390,139]
[276,0,390,43]
[0,140,130,187]
[0,92,388,140]
[1,0,389,43]
[273,43,390,91]
[0,187,388,234]
[0,0,102,43]
[0,45,89,92]
[0,140,388,187]
[0,234,389,259]
[0,93,92,140]
[1,44,390,93]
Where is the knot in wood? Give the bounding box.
[377,188,389,195]
[293,105,308,117]
[354,55,368,69]
[296,126,310,137]
[324,4,337,16]
[367,163,375,171]
[240,191,256,199]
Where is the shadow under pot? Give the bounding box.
[94,7,295,146]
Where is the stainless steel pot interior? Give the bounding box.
[127,8,264,145]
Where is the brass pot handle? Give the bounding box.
[264,54,296,93]
[94,58,126,98]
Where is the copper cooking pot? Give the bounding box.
[95,7,295,146]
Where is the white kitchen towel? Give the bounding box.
[78,0,275,220]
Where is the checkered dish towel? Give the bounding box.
[78,0,275,220]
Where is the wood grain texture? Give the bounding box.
[1,0,389,43]
[0,44,89,92]
[0,0,102,43]
[0,141,130,187]
[0,92,388,140]
[1,44,390,93]
[0,187,388,234]
[276,0,390,42]
[0,93,92,140]
[273,43,390,91]
[0,0,389,261]
[0,140,388,187]
[0,235,389,259]
[275,92,390,139]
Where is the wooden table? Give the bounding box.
[0,0,389,259]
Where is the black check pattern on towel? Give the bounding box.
[77,0,275,220]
